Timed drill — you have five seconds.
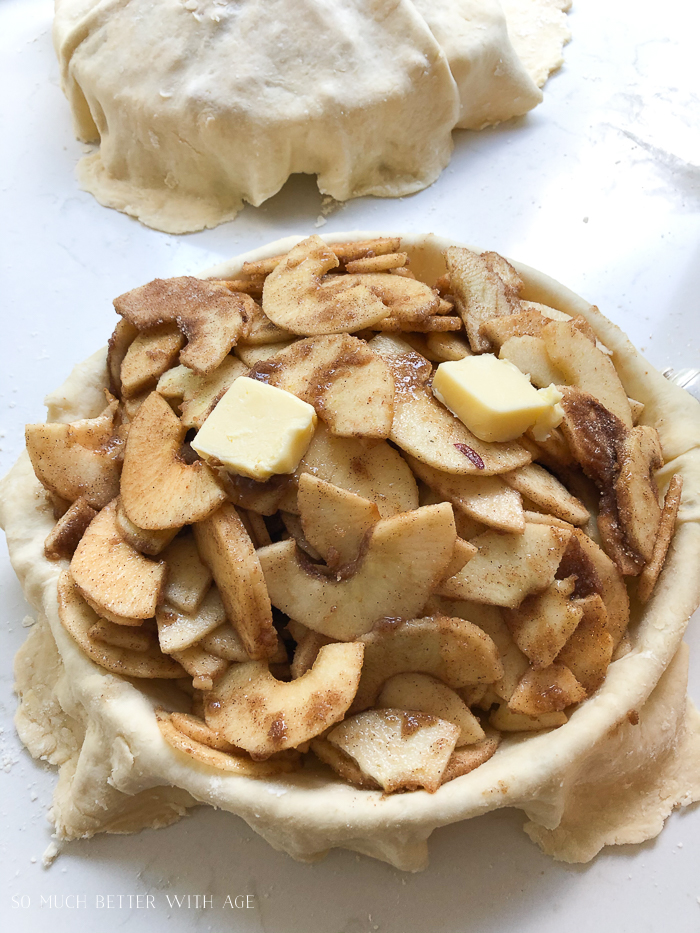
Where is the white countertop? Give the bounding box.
[1,1,699,931]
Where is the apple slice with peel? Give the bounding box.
[437,523,572,608]
[120,392,226,529]
[369,334,531,475]
[353,616,503,711]
[258,503,456,641]
[70,499,165,620]
[26,397,123,509]
[250,334,394,439]
[297,473,381,566]
[377,673,485,746]
[327,709,459,793]
[194,504,277,660]
[58,572,183,678]
[406,454,524,533]
[204,642,364,758]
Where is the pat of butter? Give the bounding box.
[192,377,317,480]
[432,354,563,442]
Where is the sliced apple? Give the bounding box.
[235,341,295,368]
[156,710,298,775]
[205,642,364,757]
[262,236,391,335]
[258,503,456,641]
[120,392,226,529]
[290,629,334,679]
[194,504,277,660]
[444,247,522,352]
[406,454,524,533]
[88,618,155,652]
[310,737,381,789]
[556,593,613,694]
[237,299,293,345]
[441,537,478,580]
[353,615,503,711]
[295,423,418,517]
[542,319,633,427]
[499,335,566,388]
[638,473,683,603]
[297,474,381,566]
[115,500,179,555]
[169,711,239,752]
[615,425,663,563]
[249,334,394,439]
[425,331,473,362]
[70,499,165,620]
[345,251,408,274]
[326,709,459,793]
[377,673,485,746]
[120,323,185,399]
[562,528,630,648]
[489,704,567,732]
[502,463,589,526]
[156,587,226,654]
[26,398,123,509]
[504,577,583,669]
[441,733,501,783]
[437,523,571,608]
[43,497,97,561]
[508,663,586,716]
[427,597,529,702]
[114,276,254,374]
[199,623,251,662]
[170,644,230,690]
[369,334,531,475]
[157,356,248,429]
[342,272,440,323]
[160,534,212,613]
[58,571,183,678]
[107,318,138,396]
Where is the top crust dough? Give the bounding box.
[53,0,568,233]
[3,232,700,870]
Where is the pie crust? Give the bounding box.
[3,232,700,869]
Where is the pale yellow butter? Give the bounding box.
[432,354,563,442]
[192,377,317,480]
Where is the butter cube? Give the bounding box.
[192,377,317,480]
[432,354,562,443]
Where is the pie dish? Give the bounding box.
[2,232,700,870]
[54,0,570,232]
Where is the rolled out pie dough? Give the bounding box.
[2,232,700,869]
[53,0,571,233]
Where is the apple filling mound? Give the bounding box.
[25,235,683,794]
